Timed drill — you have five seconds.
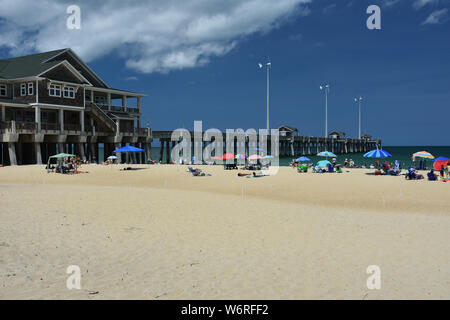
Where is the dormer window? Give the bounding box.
[20,83,27,96]
[0,84,6,97]
[63,86,75,99]
[27,82,34,95]
[49,84,61,97]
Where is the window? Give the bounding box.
[0,84,6,97]
[20,83,27,96]
[49,84,61,97]
[27,82,34,95]
[63,86,75,99]
[94,96,107,105]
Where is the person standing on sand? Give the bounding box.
[344,159,348,168]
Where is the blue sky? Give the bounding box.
[1,0,449,145]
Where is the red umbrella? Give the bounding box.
[434,160,449,171]
[212,156,222,160]
[222,153,235,160]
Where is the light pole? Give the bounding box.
[259,60,271,134]
[320,84,330,138]
[354,96,362,139]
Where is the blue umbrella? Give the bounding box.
[296,156,311,162]
[363,149,392,158]
[433,157,450,162]
[113,146,145,153]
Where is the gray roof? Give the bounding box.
[0,49,67,79]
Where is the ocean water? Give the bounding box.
[99,145,450,168]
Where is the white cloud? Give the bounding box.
[323,3,336,14]
[382,0,401,7]
[413,0,439,10]
[421,8,449,24]
[125,76,138,81]
[0,0,312,73]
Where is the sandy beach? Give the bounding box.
[0,164,449,299]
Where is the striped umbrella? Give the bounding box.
[317,151,337,158]
[412,151,435,159]
[363,149,392,158]
[235,154,247,159]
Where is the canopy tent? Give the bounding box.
[113,146,145,153]
[47,153,76,173]
[49,153,76,159]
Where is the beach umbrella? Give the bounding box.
[317,160,331,167]
[113,145,144,153]
[412,151,435,160]
[363,149,392,158]
[107,155,118,160]
[211,156,222,160]
[262,155,274,159]
[222,153,235,160]
[248,154,262,160]
[433,157,450,162]
[317,151,336,158]
[296,156,311,162]
[235,154,247,159]
[433,157,450,171]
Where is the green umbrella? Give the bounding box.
[47,153,76,173]
[49,153,76,159]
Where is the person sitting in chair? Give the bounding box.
[427,169,437,181]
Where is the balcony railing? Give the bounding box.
[65,123,81,132]
[94,104,139,114]
[15,121,37,131]
[41,123,60,131]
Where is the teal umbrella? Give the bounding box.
[317,151,336,158]
[317,160,331,167]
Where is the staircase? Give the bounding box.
[85,102,117,132]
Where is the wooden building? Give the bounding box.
[0,49,151,165]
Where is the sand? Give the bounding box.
[0,164,449,299]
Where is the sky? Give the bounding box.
[0,0,449,145]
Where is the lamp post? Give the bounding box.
[259,60,271,134]
[354,96,362,139]
[320,84,330,138]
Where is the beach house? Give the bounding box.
[0,49,151,165]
